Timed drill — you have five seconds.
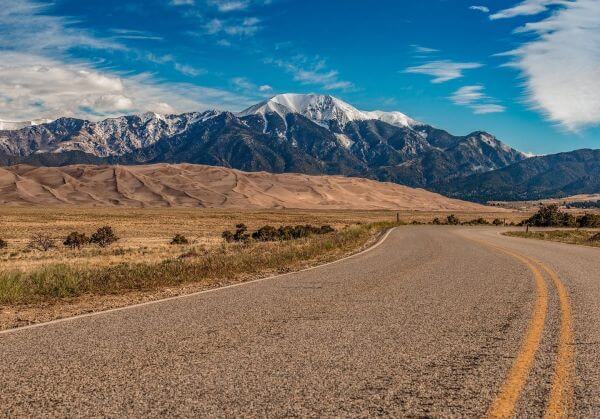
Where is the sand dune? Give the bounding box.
[0,164,495,211]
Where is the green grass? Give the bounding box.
[0,221,399,306]
[504,229,600,248]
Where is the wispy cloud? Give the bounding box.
[209,0,250,12]
[450,85,505,114]
[146,53,205,76]
[494,0,600,130]
[0,0,254,120]
[411,45,439,54]
[109,29,163,41]
[204,17,261,36]
[405,60,483,83]
[469,5,490,13]
[230,77,273,97]
[170,0,195,6]
[267,56,354,91]
[490,0,567,20]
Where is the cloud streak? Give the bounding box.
[450,85,506,114]
[405,60,483,83]
[469,5,490,13]
[490,0,569,20]
[267,56,354,91]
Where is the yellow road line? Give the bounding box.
[485,246,549,419]
[467,235,575,418]
[539,262,574,418]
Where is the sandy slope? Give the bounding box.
[0,163,494,211]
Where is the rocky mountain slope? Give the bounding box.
[435,149,600,202]
[0,163,495,211]
[0,94,526,190]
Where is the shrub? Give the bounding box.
[224,223,336,243]
[493,218,504,226]
[252,225,279,242]
[590,233,600,242]
[525,205,597,228]
[431,217,442,225]
[446,214,460,225]
[28,233,55,251]
[171,234,189,245]
[525,204,576,227]
[63,232,89,249]
[466,218,489,225]
[577,213,600,228]
[90,226,119,247]
[0,238,7,249]
[222,223,250,243]
[319,225,335,234]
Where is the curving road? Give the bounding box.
[1,227,599,417]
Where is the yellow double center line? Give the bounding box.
[469,239,574,418]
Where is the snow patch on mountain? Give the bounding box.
[238,93,419,129]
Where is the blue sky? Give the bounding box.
[0,0,599,154]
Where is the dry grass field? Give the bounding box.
[0,206,525,273]
[505,229,600,248]
[0,206,526,330]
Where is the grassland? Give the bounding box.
[505,229,600,248]
[0,206,523,330]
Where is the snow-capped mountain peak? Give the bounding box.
[238,93,419,129]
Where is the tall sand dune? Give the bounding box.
[0,164,496,211]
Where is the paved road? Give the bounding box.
[1,227,599,417]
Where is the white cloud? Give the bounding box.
[210,0,250,12]
[490,0,568,20]
[267,56,354,91]
[258,84,273,92]
[469,5,490,13]
[0,52,254,120]
[496,0,600,130]
[0,0,123,53]
[204,17,261,36]
[471,104,506,114]
[411,45,439,54]
[450,85,506,114]
[170,0,195,5]
[0,0,256,121]
[146,54,205,76]
[405,60,483,83]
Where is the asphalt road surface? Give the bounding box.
[1,227,599,417]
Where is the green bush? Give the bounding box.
[90,226,119,248]
[170,234,189,245]
[526,204,598,228]
[63,232,90,249]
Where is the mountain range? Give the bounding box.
[0,93,597,202]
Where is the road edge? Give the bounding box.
[0,227,397,336]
